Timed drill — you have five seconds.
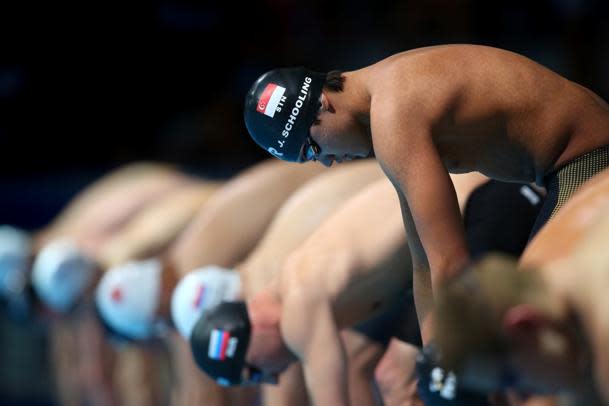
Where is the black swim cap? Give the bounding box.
[190,301,251,386]
[244,67,326,162]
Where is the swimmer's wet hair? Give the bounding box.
[435,254,546,370]
[324,70,345,92]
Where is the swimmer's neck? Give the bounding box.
[340,69,373,129]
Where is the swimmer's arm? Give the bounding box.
[281,289,349,406]
[374,108,469,289]
[98,182,219,268]
[394,190,436,342]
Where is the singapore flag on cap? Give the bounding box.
[257,83,286,118]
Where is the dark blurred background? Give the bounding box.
[0,1,608,404]
[1,0,609,229]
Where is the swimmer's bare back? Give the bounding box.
[370,44,609,183]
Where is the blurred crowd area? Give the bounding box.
[1,0,609,227]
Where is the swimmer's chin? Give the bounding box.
[338,150,375,163]
[318,152,372,167]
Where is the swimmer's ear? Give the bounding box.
[501,304,549,343]
[320,92,336,114]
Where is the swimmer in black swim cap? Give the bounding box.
[244,68,372,166]
[190,301,289,386]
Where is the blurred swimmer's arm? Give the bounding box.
[36,162,191,248]
[97,181,220,268]
[282,289,349,406]
[168,161,325,275]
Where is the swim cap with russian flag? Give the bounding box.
[244,67,326,162]
[190,301,251,386]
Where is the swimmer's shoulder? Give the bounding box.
[372,44,544,80]
[370,44,568,116]
[368,45,496,97]
[368,46,483,124]
[372,44,498,68]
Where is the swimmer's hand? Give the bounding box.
[416,344,491,405]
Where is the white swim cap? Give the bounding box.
[31,239,96,312]
[171,266,241,339]
[0,226,32,298]
[95,258,164,340]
